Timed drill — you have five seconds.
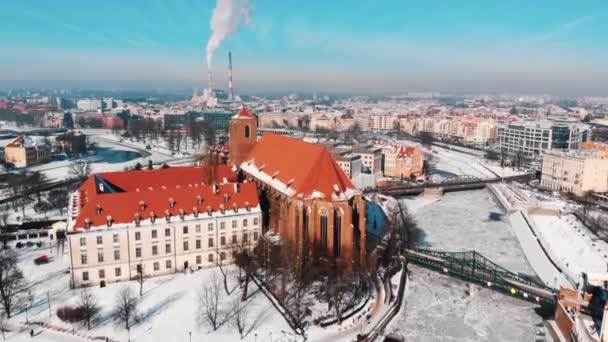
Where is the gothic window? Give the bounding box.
[333,208,342,257]
[245,125,251,138]
[320,209,328,250]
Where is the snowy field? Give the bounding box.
[390,266,547,342]
[429,146,526,180]
[1,239,299,342]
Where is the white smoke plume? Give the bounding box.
[206,0,252,69]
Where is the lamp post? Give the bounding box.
[189,331,191,342]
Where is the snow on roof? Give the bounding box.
[241,132,361,201]
[231,107,256,120]
[5,134,37,148]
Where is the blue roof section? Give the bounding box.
[94,174,123,194]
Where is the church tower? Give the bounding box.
[229,106,257,166]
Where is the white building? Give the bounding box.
[540,150,608,194]
[67,166,262,288]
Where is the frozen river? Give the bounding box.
[390,189,548,341]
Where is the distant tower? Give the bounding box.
[228,52,234,102]
[229,106,257,167]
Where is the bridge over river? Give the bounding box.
[406,248,557,306]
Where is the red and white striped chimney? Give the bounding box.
[228,51,234,102]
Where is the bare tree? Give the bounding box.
[113,286,138,334]
[0,312,6,340]
[198,274,222,330]
[135,266,145,297]
[215,257,231,296]
[0,206,9,249]
[232,243,255,301]
[0,251,25,317]
[231,298,248,339]
[69,160,91,181]
[48,189,68,216]
[78,287,100,330]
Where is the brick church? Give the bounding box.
[212,107,367,267]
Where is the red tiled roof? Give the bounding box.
[71,166,256,231]
[232,107,255,119]
[242,132,358,200]
[96,165,236,192]
[6,135,25,147]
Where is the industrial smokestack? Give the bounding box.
[228,51,234,101]
[207,70,213,95]
[206,0,252,71]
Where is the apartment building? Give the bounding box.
[66,166,262,288]
[498,121,590,159]
[3,135,49,167]
[352,145,383,175]
[540,150,608,194]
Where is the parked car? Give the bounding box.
[15,242,24,249]
[26,241,34,247]
[34,255,49,265]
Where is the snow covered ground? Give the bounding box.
[2,239,299,342]
[428,145,527,180]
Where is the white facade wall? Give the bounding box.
[68,209,262,288]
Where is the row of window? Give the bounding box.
[81,253,228,281]
[80,232,258,264]
[79,218,260,247]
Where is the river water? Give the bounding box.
[389,189,548,342]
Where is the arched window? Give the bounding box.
[333,208,342,257]
[245,125,251,138]
[320,209,328,250]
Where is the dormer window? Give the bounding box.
[207,206,213,216]
[150,212,156,224]
[106,215,113,227]
[84,218,92,229]
[197,195,203,205]
[233,203,238,213]
[179,209,186,220]
[246,202,251,212]
[193,207,200,218]
[234,183,240,193]
[213,184,219,194]
[134,214,141,226]
[95,205,102,215]
[220,205,226,215]
[224,194,230,203]
[165,210,171,222]
[169,198,176,208]
[139,201,146,212]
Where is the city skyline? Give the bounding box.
[1,0,607,95]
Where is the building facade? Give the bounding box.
[498,121,590,160]
[541,150,608,194]
[67,166,261,288]
[3,135,49,167]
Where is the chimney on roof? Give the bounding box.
[169,198,176,208]
[197,195,203,205]
[179,209,186,220]
[134,213,141,226]
[95,205,102,215]
[84,218,91,229]
[139,201,146,212]
[165,210,171,222]
[106,215,113,227]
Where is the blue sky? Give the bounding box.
[1,0,607,94]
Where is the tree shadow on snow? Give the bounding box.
[139,291,186,322]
